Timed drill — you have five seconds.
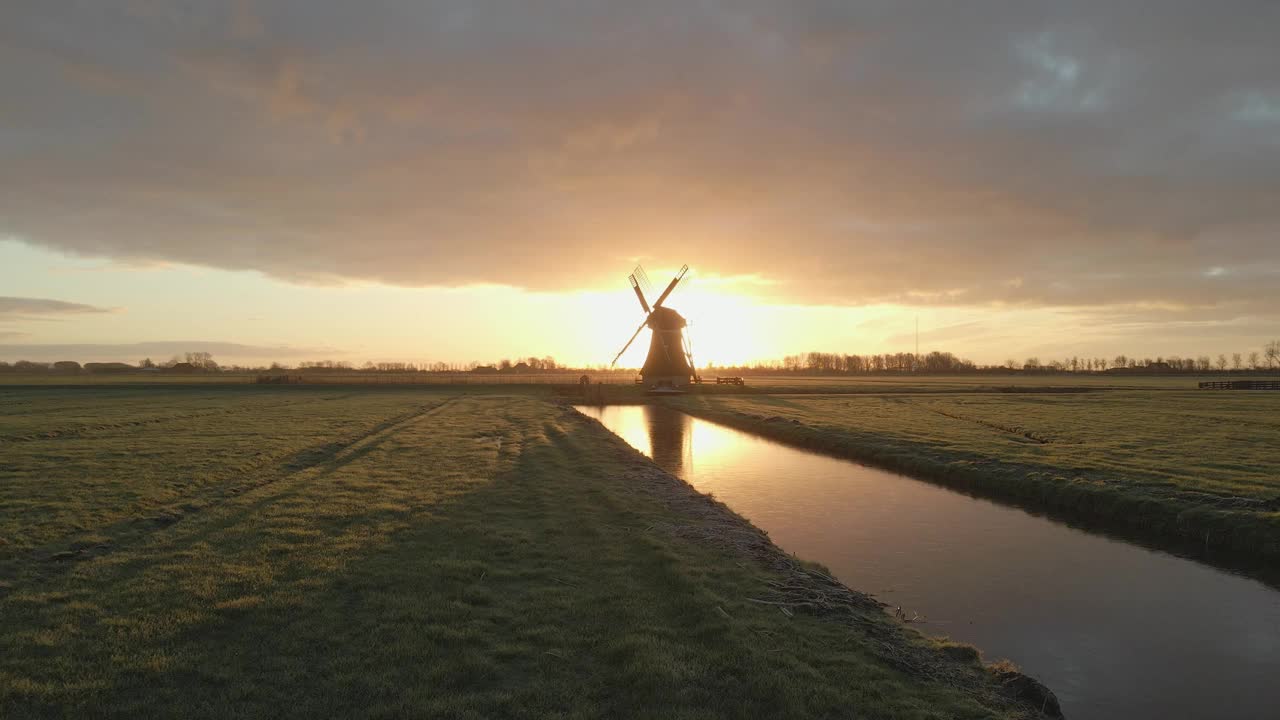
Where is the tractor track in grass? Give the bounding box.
[5,398,460,587]
[894,398,1076,445]
[129,396,469,563]
[0,393,363,444]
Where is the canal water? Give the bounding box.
[575,404,1280,720]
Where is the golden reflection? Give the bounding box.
[579,404,748,481]
[687,417,742,474]
[643,405,691,474]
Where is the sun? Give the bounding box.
[670,285,765,368]
[587,266,775,370]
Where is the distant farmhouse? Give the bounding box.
[1106,361,1174,374]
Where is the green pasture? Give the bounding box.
[0,386,1046,719]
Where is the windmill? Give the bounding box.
[611,264,701,391]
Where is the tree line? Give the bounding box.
[0,353,569,374]
[707,340,1280,375]
[3,341,1279,375]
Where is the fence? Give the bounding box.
[1198,380,1280,390]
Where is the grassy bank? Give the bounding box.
[0,386,1054,718]
[670,392,1280,565]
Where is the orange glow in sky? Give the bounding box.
[0,241,1274,369]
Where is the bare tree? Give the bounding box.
[1232,353,1243,371]
[1266,341,1280,369]
[1248,351,1261,370]
[1216,354,1228,371]
[185,351,217,370]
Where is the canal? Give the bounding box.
[576,403,1280,720]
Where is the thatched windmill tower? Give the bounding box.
[611,264,700,391]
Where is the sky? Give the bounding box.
[2,1,1278,367]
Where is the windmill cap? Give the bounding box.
[646,306,687,329]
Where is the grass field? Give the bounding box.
[0,372,626,386]
[2,370,1261,392]
[0,386,1052,719]
[731,374,1258,392]
[671,389,1280,563]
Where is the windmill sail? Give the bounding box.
[632,265,652,298]
[651,264,688,308]
[612,317,649,367]
[629,274,651,314]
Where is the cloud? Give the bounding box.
[0,296,114,318]
[0,341,339,363]
[885,320,997,348]
[2,1,1278,317]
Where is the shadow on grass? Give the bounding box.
[2,399,1044,719]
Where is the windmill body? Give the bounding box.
[612,264,700,390]
[641,306,694,388]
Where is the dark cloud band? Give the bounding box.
[0,297,113,317]
[2,1,1278,313]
